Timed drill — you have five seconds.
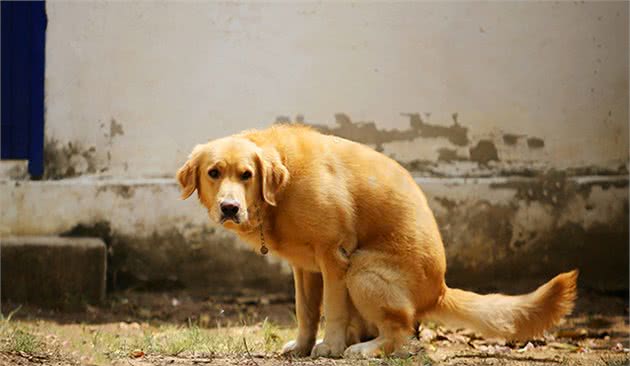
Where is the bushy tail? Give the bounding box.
[426,270,578,340]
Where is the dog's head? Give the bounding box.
[176,136,288,229]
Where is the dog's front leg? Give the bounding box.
[282,267,323,356]
[311,247,351,358]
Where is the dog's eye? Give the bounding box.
[208,168,220,179]
[241,171,252,181]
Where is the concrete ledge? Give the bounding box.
[1,236,106,307]
[0,175,627,293]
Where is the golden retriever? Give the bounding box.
[177,124,577,358]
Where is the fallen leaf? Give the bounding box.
[130,350,145,358]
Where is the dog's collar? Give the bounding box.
[256,205,268,255]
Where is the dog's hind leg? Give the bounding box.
[346,298,378,347]
[343,250,416,358]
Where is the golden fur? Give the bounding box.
[177,124,578,358]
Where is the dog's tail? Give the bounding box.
[425,270,578,340]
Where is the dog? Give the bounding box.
[177,124,577,358]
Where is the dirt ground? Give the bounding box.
[1,289,628,366]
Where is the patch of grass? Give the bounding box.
[417,352,434,366]
[0,316,297,364]
[2,328,42,353]
[369,353,433,366]
[261,318,282,352]
[0,306,43,354]
[9,329,41,353]
[369,357,413,366]
[0,305,22,322]
[159,326,210,356]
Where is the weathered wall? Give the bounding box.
[1,175,626,293]
[1,2,627,295]
[43,1,628,178]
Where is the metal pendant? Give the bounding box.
[260,245,268,255]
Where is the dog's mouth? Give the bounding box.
[220,215,241,225]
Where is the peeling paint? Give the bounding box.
[273,114,605,179]
[469,140,499,164]
[404,113,469,146]
[527,137,545,149]
[289,112,469,151]
[44,138,100,179]
[502,134,522,145]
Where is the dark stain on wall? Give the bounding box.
[109,118,125,139]
[96,185,136,199]
[491,170,572,207]
[44,138,99,179]
[61,222,115,292]
[61,221,292,295]
[527,137,545,149]
[306,114,418,152]
[399,159,445,177]
[276,113,563,176]
[489,171,628,209]
[405,113,469,146]
[285,112,470,151]
[432,180,629,293]
[469,140,499,164]
[503,134,521,145]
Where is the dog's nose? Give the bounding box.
[220,200,240,217]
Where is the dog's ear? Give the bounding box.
[176,145,204,199]
[256,148,289,206]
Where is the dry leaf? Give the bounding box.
[130,350,145,358]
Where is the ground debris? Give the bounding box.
[0,290,627,366]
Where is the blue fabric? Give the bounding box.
[1,1,46,177]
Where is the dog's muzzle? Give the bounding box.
[219,199,241,224]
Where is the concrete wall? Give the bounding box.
[43,1,628,179]
[1,2,627,294]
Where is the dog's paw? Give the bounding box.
[281,339,317,357]
[311,340,345,358]
[343,341,382,359]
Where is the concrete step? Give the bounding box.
[1,236,106,308]
[0,176,627,293]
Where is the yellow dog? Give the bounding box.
[177,124,577,358]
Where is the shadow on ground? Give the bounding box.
[0,288,628,366]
